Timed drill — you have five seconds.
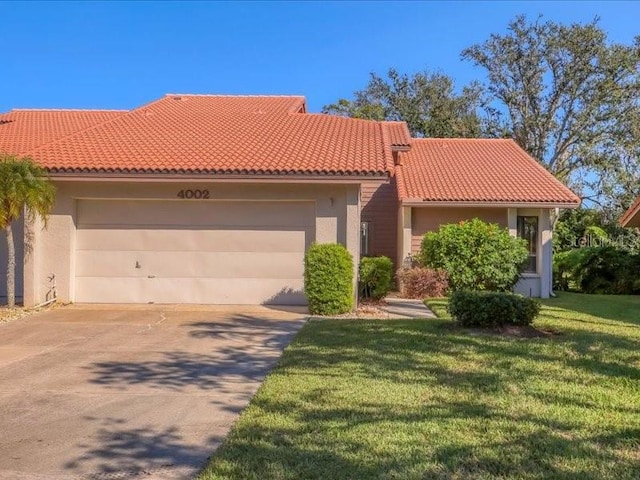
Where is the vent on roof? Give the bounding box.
[172,96,188,101]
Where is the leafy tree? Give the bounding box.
[594,106,640,215]
[0,155,55,307]
[323,68,483,138]
[554,207,640,253]
[554,208,607,252]
[462,15,640,203]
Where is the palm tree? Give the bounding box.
[0,155,55,307]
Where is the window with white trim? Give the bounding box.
[517,216,538,273]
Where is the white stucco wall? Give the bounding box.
[512,208,552,298]
[23,180,362,307]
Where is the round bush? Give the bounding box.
[448,290,541,327]
[418,218,528,292]
[304,243,354,315]
[359,256,394,300]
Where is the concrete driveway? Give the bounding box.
[0,304,307,479]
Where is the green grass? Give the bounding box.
[199,292,640,479]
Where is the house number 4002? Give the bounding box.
[177,189,210,199]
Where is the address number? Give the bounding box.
[177,189,210,199]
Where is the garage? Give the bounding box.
[74,199,315,305]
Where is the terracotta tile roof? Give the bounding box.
[620,196,640,227]
[396,138,581,205]
[382,121,412,148]
[0,109,126,156]
[26,95,393,176]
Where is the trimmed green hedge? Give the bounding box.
[448,290,540,327]
[304,243,354,315]
[359,256,393,300]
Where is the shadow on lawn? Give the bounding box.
[203,319,639,479]
[290,320,640,382]
[209,391,638,480]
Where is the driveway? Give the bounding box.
[0,304,307,479]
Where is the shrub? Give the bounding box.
[359,256,393,300]
[448,290,541,327]
[418,218,529,292]
[396,267,450,299]
[553,248,591,291]
[553,246,640,295]
[304,243,354,315]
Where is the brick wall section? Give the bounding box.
[411,207,509,253]
[361,178,399,264]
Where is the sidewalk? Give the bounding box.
[383,298,437,319]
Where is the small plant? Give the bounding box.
[396,267,449,299]
[448,290,540,327]
[304,243,354,315]
[418,218,528,292]
[359,256,393,300]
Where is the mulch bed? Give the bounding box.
[0,301,62,324]
[311,298,397,319]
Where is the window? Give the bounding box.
[517,216,538,273]
[360,221,371,256]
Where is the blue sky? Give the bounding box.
[1,1,638,113]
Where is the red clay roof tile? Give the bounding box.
[382,121,412,147]
[0,109,126,156]
[0,96,582,207]
[396,138,580,205]
[26,95,394,176]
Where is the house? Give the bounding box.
[620,196,640,228]
[0,94,580,306]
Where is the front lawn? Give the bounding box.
[199,292,640,479]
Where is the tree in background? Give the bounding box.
[462,15,640,206]
[322,68,484,138]
[593,106,640,215]
[0,155,55,307]
[554,207,640,254]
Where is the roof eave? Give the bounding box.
[620,198,640,227]
[48,171,391,184]
[401,199,581,209]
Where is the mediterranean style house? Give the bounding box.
[0,94,580,306]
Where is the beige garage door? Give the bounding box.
[75,199,314,304]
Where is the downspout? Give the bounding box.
[33,297,56,309]
[33,273,58,309]
[549,207,560,298]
